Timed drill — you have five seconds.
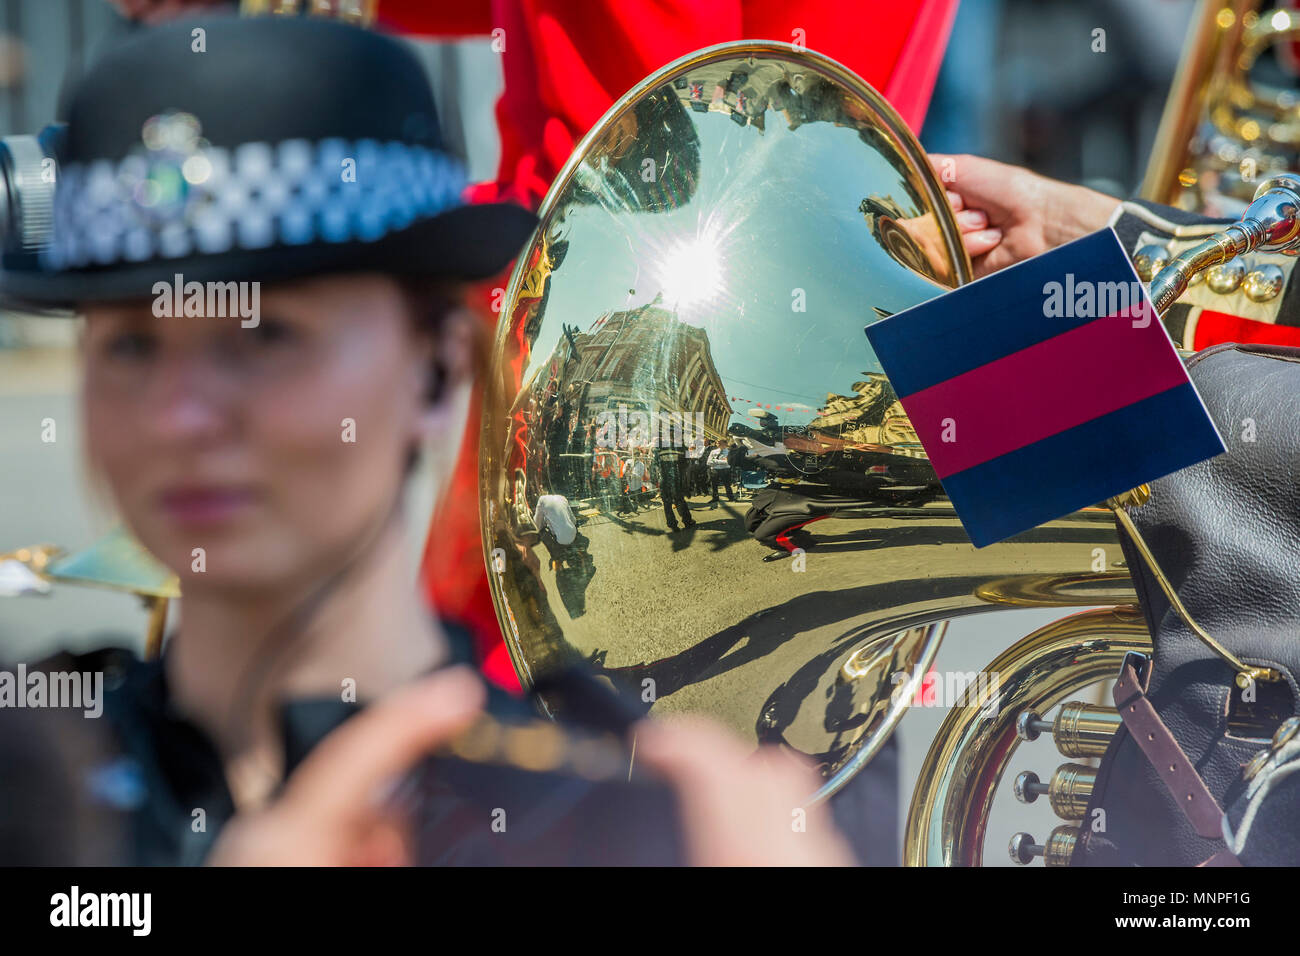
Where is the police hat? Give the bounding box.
[0,15,537,309]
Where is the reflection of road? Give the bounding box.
[529,489,1118,772]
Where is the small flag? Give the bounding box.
[864,228,1225,548]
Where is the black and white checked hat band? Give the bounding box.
[43,134,469,271]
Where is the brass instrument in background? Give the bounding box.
[0,528,178,657]
[906,174,1300,865]
[1143,0,1300,215]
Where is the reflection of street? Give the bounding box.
[526,490,1118,769]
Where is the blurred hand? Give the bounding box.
[930,154,1122,278]
[207,666,486,867]
[635,716,855,866]
[209,667,855,866]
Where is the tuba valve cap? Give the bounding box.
[1008,832,1042,865]
[1013,770,1047,804]
[1016,710,1052,741]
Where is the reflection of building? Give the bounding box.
[809,372,918,445]
[534,297,730,441]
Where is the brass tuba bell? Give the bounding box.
[480,38,1300,867]
[478,40,1140,819]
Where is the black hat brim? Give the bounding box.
[1,200,538,312]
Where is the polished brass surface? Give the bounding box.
[480,41,1135,794]
[1275,715,1300,747]
[1243,747,1272,781]
[2,528,177,658]
[143,595,169,660]
[1148,174,1300,314]
[973,569,1134,609]
[1133,243,1172,281]
[1243,261,1286,299]
[1051,701,1123,759]
[903,606,1150,866]
[1045,763,1097,820]
[1007,825,1080,867]
[1205,257,1248,293]
[1043,825,1080,867]
[1142,0,1245,210]
[43,527,179,600]
[811,622,945,802]
[238,0,377,25]
[0,544,61,576]
[1011,763,1097,820]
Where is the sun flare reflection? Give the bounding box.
[656,230,725,307]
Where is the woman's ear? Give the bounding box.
[434,305,479,395]
[414,304,480,444]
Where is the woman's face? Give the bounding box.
[81,273,445,592]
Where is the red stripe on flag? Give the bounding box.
[901,308,1186,480]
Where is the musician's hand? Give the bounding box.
[206,667,485,867]
[635,716,855,866]
[930,154,1121,278]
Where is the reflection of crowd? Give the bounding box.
[528,416,756,527]
[521,380,755,524]
[587,437,754,523]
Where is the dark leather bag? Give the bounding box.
[1074,342,1300,867]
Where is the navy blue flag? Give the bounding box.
[864,228,1225,547]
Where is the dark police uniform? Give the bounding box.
[17,623,685,866]
[652,442,695,530]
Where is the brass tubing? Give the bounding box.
[1044,825,1080,867]
[144,596,169,659]
[903,606,1151,866]
[1149,174,1300,315]
[1149,227,1254,315]
[1139,0,1248,205]
[1008,824,1081,867]
[1048,763,1098,820]
[1053,702,1122,758]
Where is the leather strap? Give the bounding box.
[1112,657,1225,840]
[1184,341,1300,368]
